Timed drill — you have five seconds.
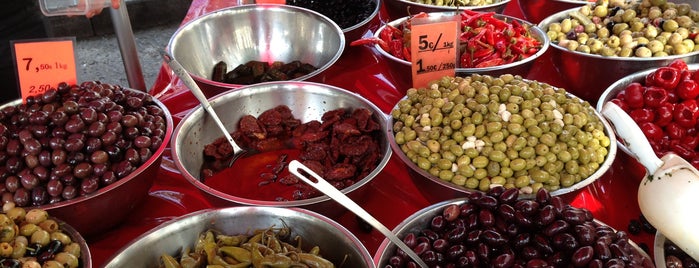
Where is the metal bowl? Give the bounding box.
[0,89,173,237]
[596,64,699,157]
[517,0,590,24]
[374,197,653,267]
[170,81,391,216]
[374,12,549,84]
[167,4,345,97]
[538,7,699,104]
[388,77,617,202]
[56,216,92,268]
[384,0,510,19]
[288,0,381,43]
[102,206,375,267]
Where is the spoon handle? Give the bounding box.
[160,50,239,152]
[288,160,428,268]
[601,102,663,175]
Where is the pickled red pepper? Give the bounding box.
[350,10,542,68]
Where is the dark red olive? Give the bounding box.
[498,187,519,205]
[543,220,570,237]
[493,253,515,268]
[571,246,594,267]
[498,204,516,221]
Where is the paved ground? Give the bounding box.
[68,0,188,91]
[74,21,180,91]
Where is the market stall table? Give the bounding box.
[86,0,655,266]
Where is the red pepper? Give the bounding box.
[655,102,674,127]
[681,135,699,150]
[673,99,699,128]
[676,79,699,100]
[671,142,696,159]
[610,98,629,112]
[349,37,389,52]
[475,58,506,68]
[643,86,668,107]
[389,39,403,59]
[639,121,664,141]
[622,82,645,109]
[649,67,681,91]
[665,122,687,140]
[668,59,689,72]
[629,108,655,123]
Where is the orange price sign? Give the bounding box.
[11,38,77,101]
[410,15,459,89]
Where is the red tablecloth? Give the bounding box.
[86,1,655,266]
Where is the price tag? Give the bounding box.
[11,38,77,101]
[410,15,459,89]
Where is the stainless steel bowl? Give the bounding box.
[167,4,345,97]
[374,197,653,267]
[517,0,589,24]
[388,77,617,202]
[170,81,391,216]
[538,7,699,104]
[343,0,382,42]
[0,88,173,237]
[596,64,699,157]
[374,12,549,84]
[102,206,375,267]
[385,0,510,19]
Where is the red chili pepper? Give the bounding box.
[475,58,506,68]
[623,82,645,109]
[676,79,699,100]
[655,102,674,127]
[349,37,389,52]
[643,86,668,107]
[629,108,655,123]
[649,67,681,91]
[639,121,664,141]
[389,39,403,59]
[673,99,699,128]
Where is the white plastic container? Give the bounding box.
[39,0,111,16]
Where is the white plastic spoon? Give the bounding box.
[602,102,699,262]
[288,160,429,268]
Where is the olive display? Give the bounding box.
[0,81,168,207]
[380,187,653,267]
[287,0,377,29]
[391,74,611,193]
[157,225,335,268]
[0,203,83,268]
[545,0,699,57]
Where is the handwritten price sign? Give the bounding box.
[12,38,78,101]
[410,15,459,88]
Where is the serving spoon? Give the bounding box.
[601,102,699,262]
[160,50,247,167]
[288,160,429,268]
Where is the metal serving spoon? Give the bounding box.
[602,102,699,262]
[288,160,429,268]
[160,50,247,167]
